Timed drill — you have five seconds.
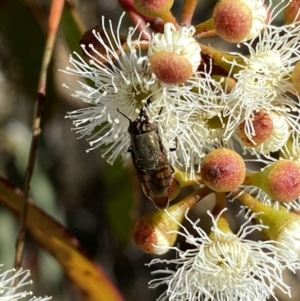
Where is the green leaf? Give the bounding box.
[0,177,125,301]
[0,0,44,96]
[104,157,136,246]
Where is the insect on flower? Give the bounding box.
[117,102,175,210]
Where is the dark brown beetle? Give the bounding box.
[118,103,174,209]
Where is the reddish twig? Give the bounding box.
[65,0,86,35]
[181,0,198,25]
[118,0,153,39]
[14,0,65,270]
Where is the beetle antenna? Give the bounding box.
[144,98,163,115]
[117,108,131,122]
[144,98,153,108]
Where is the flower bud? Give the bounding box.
[173,167,203,187]
[284,0,300,24]
[133,189,207,254]
[149,23,201,84]
[133,0,173,17]
[239,111,273,147]
[246,160,300,203]
[213,0,252,43]
[292,60,300,94]
[200,148,246,192]
[149,52,192,84]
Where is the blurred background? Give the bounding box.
[0,0,299,300]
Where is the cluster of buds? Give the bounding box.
[62,0,300,300]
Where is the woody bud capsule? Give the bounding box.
[246,160,300,203]
[200,148,246,192]
[133,0,173,17]
[213,0,252,43]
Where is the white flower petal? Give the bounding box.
[148,210,290,301]
[0,266,51,301]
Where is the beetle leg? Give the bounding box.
[169,137,177,152]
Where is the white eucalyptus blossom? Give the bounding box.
[61,14,221,172]
[240,0,268,41]
[148,210,291,301]
[61,13,153,163]
[275,217,300,271]
[235,110,291,156]
[281,132,300,164]
[222,19,300,149]
[164,72,226,175]
[148,23,201,73]
[0,266,51,301]
[60,2,300,299]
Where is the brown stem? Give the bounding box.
[65,0,86,35]
[126,10,153,39]
[200,43,245,75]
[180,0,198,25]
[14,0,64,270]
[194,18,216,37]
[232,189,261,210]
[212,192,226,216]
[197,29,218,38]
[118,0,154,39]
[180,186,214,209]
[242,174,254,186]
[160,10,180,28]
[182,175,204,186]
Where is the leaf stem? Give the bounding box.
[14,0,64,270]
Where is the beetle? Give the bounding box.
[117,103,175,210]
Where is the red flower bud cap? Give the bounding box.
[267,160,300,203]
[149,52,193,84]
[149,23,201,84]
[133,0,174,17]
[213,0,253,43]
[200,148,246,192]
[239,111,273,147]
